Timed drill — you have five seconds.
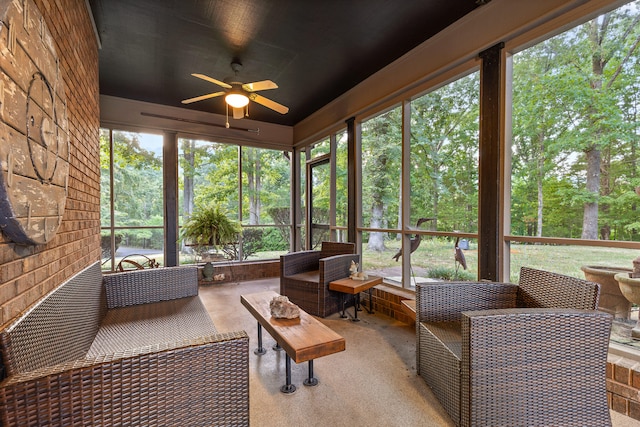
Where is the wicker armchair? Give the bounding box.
[416,267,613,427]
[280,241,359,317]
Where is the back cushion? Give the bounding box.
[517,266,600,310]
[0,261,106,375]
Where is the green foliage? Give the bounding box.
[180,204,241,249]
[510,3,640,240]
[409,72,480,232]
[254,227,285,251]
[222,228,264,260]
[426,266,476,281]
[100,131,164,229]
[242,147,291,224]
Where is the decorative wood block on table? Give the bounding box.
[329,275,383,321]
[240,290,345,393]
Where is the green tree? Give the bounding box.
[511,2,640,240]
[410,73,479,232]
[361,107,402,251]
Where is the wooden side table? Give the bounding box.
[329,276,383,321]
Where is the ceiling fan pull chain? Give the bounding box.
[225,103,230,128]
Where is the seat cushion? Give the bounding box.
[285,270,320,283]
[87,296,217,356]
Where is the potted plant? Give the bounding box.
[180,204,241,280]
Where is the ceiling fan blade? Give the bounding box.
[181,91,225,104]
[191,73,232,89]
[249,93,289,114]
[232,107,244,119]
[242,80,278,92]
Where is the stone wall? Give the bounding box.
[0,0,100,327]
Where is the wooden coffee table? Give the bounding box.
[329,275,383,321]
[240,290,345,393]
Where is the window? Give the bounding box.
[360,106,403,281]
[335,130,349,241]
[509,1,640,278]
[409,72,480,282]
[178,138,238,263]
[178,140,292,262]
[100,129,164,271]
[508,1,640,351]
[240,146,291,259]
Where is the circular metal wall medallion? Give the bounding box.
[0,0,70,245]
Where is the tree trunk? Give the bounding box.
[582,145,601,239]
[396,189,402,240]
[247,148,261,225]
[368,201,386,251]
[536,132,545,237]
[581,20,604,240]
[182,140,195,252]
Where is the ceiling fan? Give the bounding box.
[182,61,289,121]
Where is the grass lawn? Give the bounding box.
[360,237,638,282]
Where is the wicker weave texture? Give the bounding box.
[416,267,612,427]
[0,262,106,375]
[104,265,199,308]
[0,263,250,426]
[518,266,600,310]
[320,241,355,257]
[0,332,249,427]
[280,242,358,317]
[416,282,516,322]
[281,251,324,277]
[415,281,516,374]
[418,321,462,422]
[87,296,218,356]
[461,309,611,427]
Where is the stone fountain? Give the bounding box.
[581,265,632,318]
[615,256,640,338]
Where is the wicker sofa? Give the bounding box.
[0,261,249,427]
[416,267,613,427]
[280,241,359,317]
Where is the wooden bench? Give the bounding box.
[240,290,345,393]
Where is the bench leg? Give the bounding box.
[254,322,267,355]
[303,360,319,386]
[340,294,347,318]
[281,354,297,394]
[273,342,283,351]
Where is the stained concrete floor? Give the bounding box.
[199,278,640,427]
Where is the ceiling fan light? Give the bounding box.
[225,93,249,108]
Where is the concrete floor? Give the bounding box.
[199,278,640,427]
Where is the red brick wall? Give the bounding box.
[608,354,640,420]
[0,0,100,327]
[197,260,280,285]
[361,284,415,326]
